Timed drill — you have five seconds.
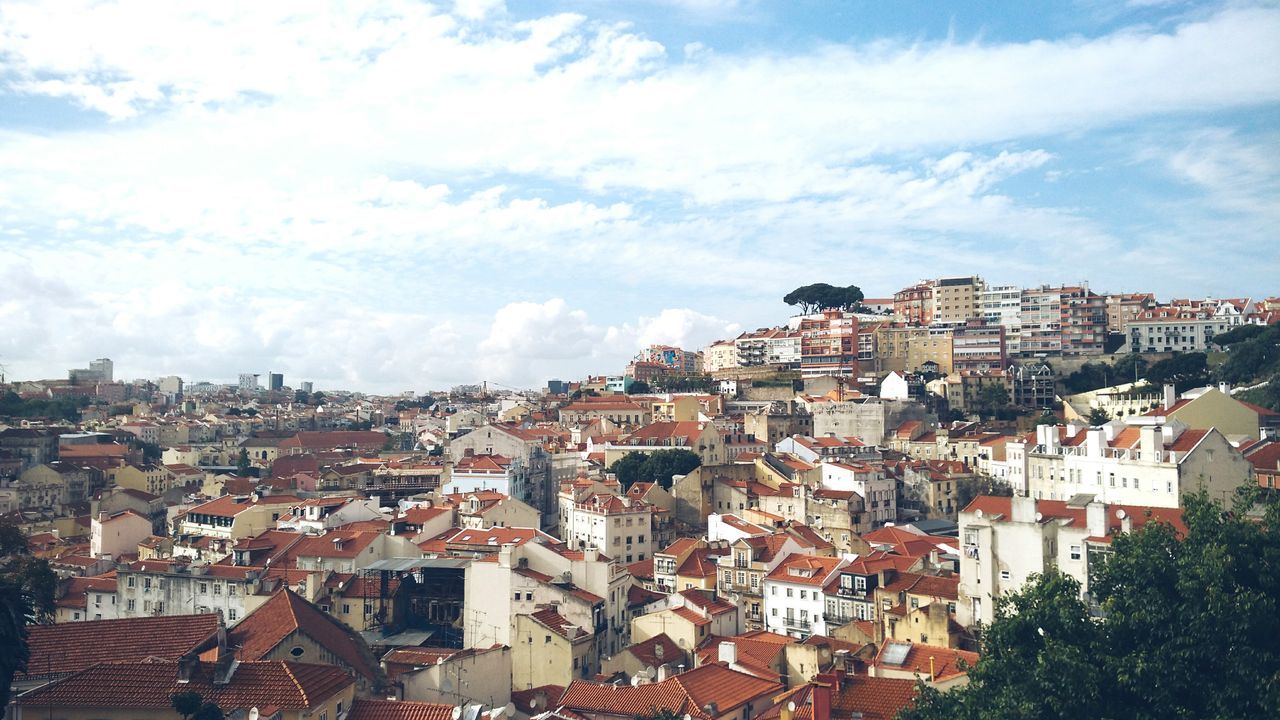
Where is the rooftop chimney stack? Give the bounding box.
[1163,384,1177,412]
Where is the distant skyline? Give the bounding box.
[2,1,1278,392]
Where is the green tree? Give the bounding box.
[1146,352,1209,392]
[639,449,702,490]
[311,391,326,405]
[1210,324,1265,346]
[235,448,251,476]
[626,380,651,395]
[975,384,1010,417]
[0,518,57,707]
[1086,406,1111,426]
[1214,325,1280,384]
[294,388,310,404]
[782,283,865,314]
[634,707,682,720]
[954,477,1014,512]
[899,491,1280,720]
[608,452,649,489]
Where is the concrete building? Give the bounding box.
[980,284,1023,356]
[930,276,984,324]
[763,554,847,639]
[957,495,1184,627]
[90,510,153,559]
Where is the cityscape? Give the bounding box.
[2,3,1279,720]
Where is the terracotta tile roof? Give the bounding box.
[187,493,302,518]
[55,575,118,610]
[529,608,591,640]
[879,572,959,601]
[626,557,655,580]
[228,588,378,682]
[381,647,463,667]
[872,641,978,682]
[676,547,727,578]
[16,659,353,710]
[626,633,683,667]
[560,663,781,719]
[348,699,456,720]
[291,529,382,559]
[659,537,702,557]
[20,613,221,681]
[961,496,1187,539]
[766,554,845,586]
[627,585,667,608]
[510,685,566,714]
[671,606,712,626]
[678,588,736,615]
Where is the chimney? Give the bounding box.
[812,680,832,720]
[1163,384,1177,411]
[177,652,199,683]
[1139,426,1162,461]
[1086,502,1107,538]
[1064,422,1085,439]
[1218,382,1231,396]
[304,570,321,600]
[718,641,737,665]
[1118,509,1132,534]
[1010,495,1035,524]
[498,543,515,569]
[1085,429,1104,457]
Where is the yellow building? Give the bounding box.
[907,328,954,375]
[513,609,596,687]
[1143,384,1268,441]
[110,463,173,496]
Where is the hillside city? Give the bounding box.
[2,277,1279,720]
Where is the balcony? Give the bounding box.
[783,617,812,631]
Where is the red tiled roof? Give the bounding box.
[187,493,302,518]
[961,496,1187,539]
[16,660,353,710]
[510,685,566,714]
[348,699,455,720]
[529,608,591,640]
[291,529,381,559]
[627,633,683,667]
[560,663,781,719]
[20,614,221,680]
[228,588,378,682]
[55,575,118,609]
[766,554,844,586]
[873,642,978,681]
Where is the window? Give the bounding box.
[143,578,152,590]
[771,586,777,595]
[910,597,919,609]
[855,576,867,591]
[199,583,208,594]
[342,603,351,614]
[213,583,221,595]
[786,588,793,597]
[514,593,521,601]
[127,599,136,611]
[736,571,745,585]
[1070,545,1082,561]
[127,576,135,588]
[750,574,759,589]
[228,609,237,621]
[525,592,533,601]
[1000,570,1011,581]
[771,608,777,616]
[228,584,236,596]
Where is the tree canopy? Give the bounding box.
[1145,352,1210,392]
[173,692,225,720]
[609,449,702,490]
[899,491,1280,720]
[782,283,865,314]
[0,518,57,707]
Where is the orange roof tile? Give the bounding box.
[21,614,221,681]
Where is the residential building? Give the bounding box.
[702,340,740,373]
[638,345,701,374]
[178,493,302,541]
[930,276,984,324]
[715,533,805,632]
[1104,292,1157,333]
[1127,305,1238,353]
[893,283,934,326]
[869,641,977,690]
[950,320,1006,373]
[905,326,954,375]
[605,421,725,468]
[115,559,275,624]
[980,284,1023,355]
[90,509,152,558]
[1058,286,1107,356]
[560,492,654,563]
[957,495,1185,626]
[763,554,847,639]
[556,663,782,720]
[798,311,860,378]
[54,575,119,623]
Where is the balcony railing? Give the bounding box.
[783,617,812,631]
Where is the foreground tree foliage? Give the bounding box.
[0,518,57,707]
[900,491,1280,720]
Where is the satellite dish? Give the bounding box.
[249,709,260,720]
[451,707,463,720]
[787,701,797,712]
[1034,512,1043,522]
[1116,509,1127,520]
[975,509,984,518]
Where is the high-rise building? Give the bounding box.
[980,284,1023,356]
[157,375,183,398]
[68,357,114,385]
[799,310,860,378]
[301,381,314,394]
[268,372,284,392]
[238,373,259,393]
[90,358,113,383]
[930,276,985,324]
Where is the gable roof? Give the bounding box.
[15,660,353,710]
[21,613,221,681]
[872,641,978,682]
[348,699,456,720]
[228,588,378,682]
[559,663,782,719]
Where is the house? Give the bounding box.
[389,645,512,707]
[115,559,276,624]
[90,509,152,559]
[556,663,782,720]
[763,554,848,639]
[753,670,918,720]
[1135,383,1277,441]
[605,421,726,468]
[513,608,596,687]
[178,493,303,541]
[868,640,978,689]
[15,613,223,694]
[228,588,385,694]
[54,574,119,623]
[291,529,420,574]
[277,496,385,534]
[13,659,355,720]
[559,492,655,564]
[599,632,686,682]
[715,533,805,632]
[444,490,541,530]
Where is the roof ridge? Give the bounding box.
[280,661,309,706]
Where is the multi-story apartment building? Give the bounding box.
[906,326,953,375]
[1127,305,1242,353]
[734,328,802,369]
[957,495,1184,627]
[799,311,860,378]
[1058,286,1107,356]
[1104,292,1157,333]
[980,284,1023,355]
[178,493,301,542]
[559,492,654,564]
[716,533,806,632]
[1019,286,1064,356]
[703,340,739,373]
[930,276,984,324]
[639,345,701,374]
[1004,362,1056,410]
[1004,421,1253,505]
[893,283,933,325]
[873,326,926,374]
[116,559,271,625]
[818,460,896,526]
[763,554,848,639]
[950,320,1007,373]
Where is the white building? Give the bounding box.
[819,460,896,526]
[276,496,385,534]
[1006,421,1253,507]
[559,492,654,564]
[762,553,847,639]
[90,509,152,559]
[1127,302,1245,354]
[980,284,1023,356]
[957,495,1184,627]
[115,559,269,625]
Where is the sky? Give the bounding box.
[1,0,1278,393]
